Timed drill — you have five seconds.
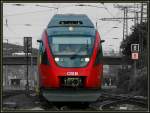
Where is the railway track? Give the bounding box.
[2,91,148,111]
[38,92,148,111]
[89,93,148,110]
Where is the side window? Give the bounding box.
[41,50,49,65]
[39,42,44,54]
[94,45,103,65]
[100,45,103,58]
[39,42,49,65]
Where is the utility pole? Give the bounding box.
[114,4,138,70]
[4,39,8,87]
[122,7,128,41]
[135,12,139,25]
[139,2,144,68]
[140,3,144,24]
[99,8,143,41]
[113,4,137,41]
[24,37,32,95]
[31,51,33,90]
[26,41,29,93]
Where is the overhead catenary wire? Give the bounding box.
[97,9,122,28]
[3,24,46,27]
[3,3,137,50]
[3,4,89,17]
[97,9,123,37]
[3,9,53,17]
[101,3,116,18]
[101,22,121,37]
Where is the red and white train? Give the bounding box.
[37,14,104,102]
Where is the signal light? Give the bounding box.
[24,37,32,53]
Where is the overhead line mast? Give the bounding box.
[99,3,147,41]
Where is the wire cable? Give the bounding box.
[97,9,122,28]
[101,3,116,18]
[101,22,121,37]
[3,9,53,17]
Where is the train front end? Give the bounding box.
[37,14,104,102]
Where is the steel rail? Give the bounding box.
[89,93,148,110]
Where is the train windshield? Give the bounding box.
[49,36,95,67]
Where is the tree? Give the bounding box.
[120,22,148,67]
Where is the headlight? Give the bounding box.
[55,57,59,62]
[85,57,90,62]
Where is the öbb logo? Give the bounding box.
[67,72,79,76]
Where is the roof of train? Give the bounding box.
[47,14,94,28]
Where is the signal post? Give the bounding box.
[131,44,139,77]
[24,37,32,95]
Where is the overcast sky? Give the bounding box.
[3,2,141,52]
